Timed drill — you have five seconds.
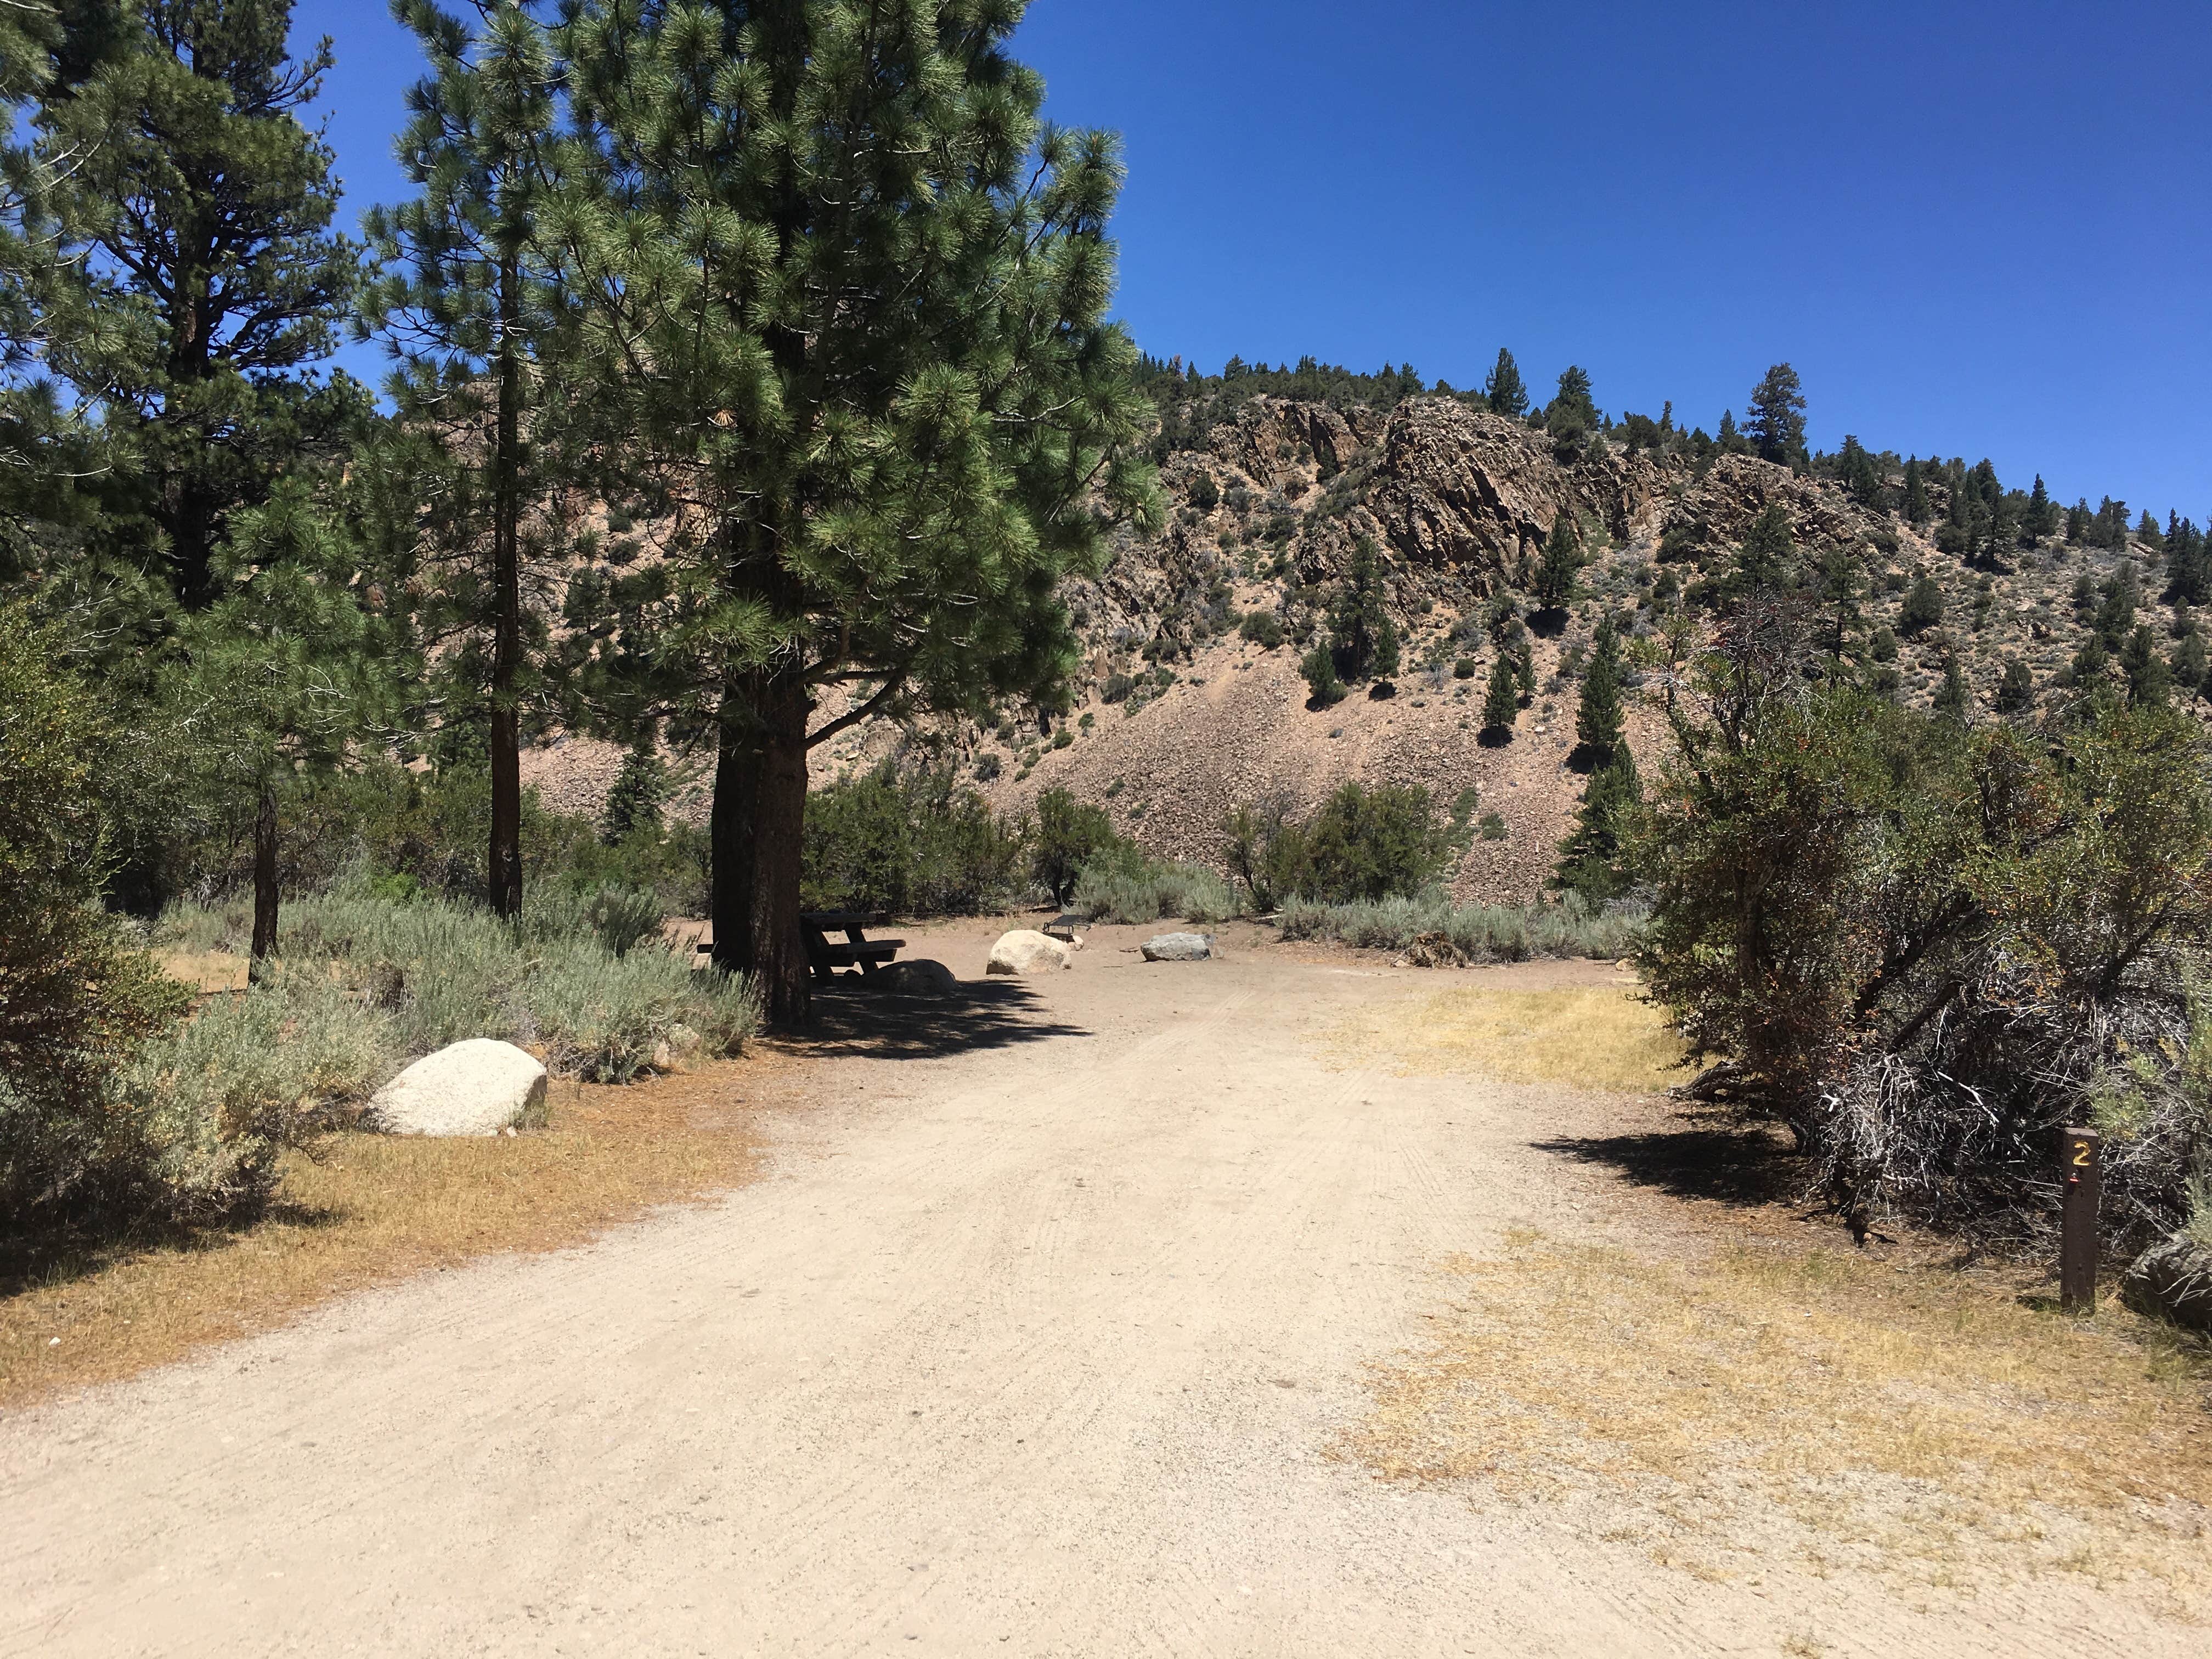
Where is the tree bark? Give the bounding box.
[709,668,812,1027]
[250,782,279,978]
[488,246,525,918]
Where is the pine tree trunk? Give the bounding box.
[250,782,279,977]
[709,669,812,1026]
[488,248,524,918]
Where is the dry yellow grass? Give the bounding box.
[1,1057,788,1411]
[1331,983,1686,1093]
[1345,1230,2212,1602]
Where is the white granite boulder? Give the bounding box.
[1141,932,1215,963]
[986,930,1073,975]
[369,1039,548,1137]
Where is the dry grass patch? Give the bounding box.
[1331,983,1685,1093]
[1,1057,787,1411]
[1345,1230,2212,1604]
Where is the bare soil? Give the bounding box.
[2,920,2204,1656]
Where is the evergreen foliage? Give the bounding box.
[1573,612,1626,765]
[600,742,668,846]
[1534,512,1585,612]
[1544,364,1597,457]
[1553,746,1641,902]
[547,1,1159,1020]
[1482,347,1527,418]
[1901,456,1930,523]
[22,0,365,608]
[1481,652,1519,739]
[1899,571,1945,636]
[1745,363,1807,466]
[1322,535,1400,684]
[1995,658,2034,715]
[363,0,571,918]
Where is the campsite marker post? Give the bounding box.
[2058,1126,2101,1313]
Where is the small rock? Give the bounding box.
[369,1039,548,1137]
[876,958,961,998]
[1141,932,1214,963]
[1397,931,1465,968]
[2123,1234,2212,1333]
[986,930,1073,975]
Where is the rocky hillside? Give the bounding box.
[542,391,2180,906]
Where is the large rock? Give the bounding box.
[1141,932,1215,963]
[986,930,1073,975]
[370,1039,548,1137]
[875,958,961,998]
[2123,1234,2212,1333]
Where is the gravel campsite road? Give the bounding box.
[0,922,2198,1657]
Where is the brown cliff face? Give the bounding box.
[532,392,2149,908]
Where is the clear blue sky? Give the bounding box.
[298,0,2209,519]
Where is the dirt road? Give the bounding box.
[0,924,2196,1655]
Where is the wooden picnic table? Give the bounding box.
[800,910,906,982]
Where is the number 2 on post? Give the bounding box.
[2072,1141,2092,1168]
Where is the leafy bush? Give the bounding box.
[1223,784,1451,908]
[1072,843,1239,925]
[1100,671,1139,704]
[1239,610,1283,650]
[1300,644,1346,706]
[1278,891,1640,961]
[1031,787,1114,907]
[803,765,1025,916]
[1629,600,2212,1250]
[1,606,202,1227]
[167,887,760,1085]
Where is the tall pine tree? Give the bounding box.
[1745,363,1807,466]
[364,0,569,917]
[1482,346,1527,417]
[30,0,364,608]
[1573,612,1624,767]
[551,1,1160,1021]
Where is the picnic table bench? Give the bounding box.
[800,910,906,982]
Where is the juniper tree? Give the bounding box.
[1534,511,1584,612]
[1482,347,1527,418]
[1324,535,1398,684]
[1553,744,1640,902]
[1899,571,1945,636]
[363,0,569,917]
[167,481,385,963]
[1996,657,2034,715]
[28,0,364,608]
[1481,651,1519,739]
[1901,456,1930,523]
[2122,624,2171,707]
[1545,365,1596,456]
[1573,611,1625,766]
[549,2,1159,1021]
[1731,504,1795,603]
[1933,653,1970,726]
[1745,363,1806,466]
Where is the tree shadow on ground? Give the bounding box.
[783,977,1090,1062]
[1,1199,342,1302]
[1533,1124,1809,1208]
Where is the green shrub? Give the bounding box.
[803,765,1025,916]
[179,887,760,1085]
[1,606,202,1228]
[1222,784,1451,907]
[1277,891,1640,961]
[1073,843,1239,924]
[1031,787,1115,907]
[1300,644,1346,706]
[1629,626,2212,1249]
[1239,610,1283,650]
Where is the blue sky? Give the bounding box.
[300,0,2208,518]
